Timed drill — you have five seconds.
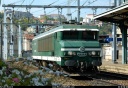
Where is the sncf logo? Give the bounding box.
[79,46,85,52]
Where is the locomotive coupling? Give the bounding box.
[80,62,85,69]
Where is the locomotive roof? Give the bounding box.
[55,24,99,29]
[33,24,99,40]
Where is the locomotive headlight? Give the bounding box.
[92,51,96,55]
[68,51,73,55]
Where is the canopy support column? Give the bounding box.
[112,23,117,63]
[119,24,127,64]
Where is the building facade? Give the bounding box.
[22,27,35,51]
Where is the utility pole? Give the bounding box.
[67,0,72,21]
[112,23,117,63]
[114,0,117,7]
[77,0,80,23]
[118,0,122,6]
[0,20,3,60]
[112,0,117,63]
[10,13,14,57]
[58,8,62,24]
[3,8,8,61]
[18,24,22,57]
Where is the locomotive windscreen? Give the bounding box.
[62,31,78,40]
[82,31,97,40]
[62,31,98,40]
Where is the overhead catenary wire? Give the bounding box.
[15,0,34,22]
[3,0,24,11]
[70,0,98,18]
[29,0,35,5]
[48,0,60,6]
[27,0,35,23]
[44,0,77,15]
[19,0,80,22]
[31,0,68,17]
[16,0,25,11]
[4,0,110,22]
[82,0,90,6]
[31,0,61,14]
[8,0,24,5]
[86,0,98,6]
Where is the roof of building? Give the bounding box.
[24,34,34,40]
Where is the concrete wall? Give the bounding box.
[102,45,122,60]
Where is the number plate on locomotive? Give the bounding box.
[77,53,87,57]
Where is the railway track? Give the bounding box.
[84,73,124,86]
[63,70,128,86]
[96,71,128,80]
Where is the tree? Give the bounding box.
[0,12,3,20]
[14,17,40,31]
[80,17,83,21]
[99,22,112,35]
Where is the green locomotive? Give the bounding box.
[32,23,102,71]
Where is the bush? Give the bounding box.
[0,67,52,86]
[0,60,6,68]
[0,59,64,86]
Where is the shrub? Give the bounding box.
[0,60,6,68]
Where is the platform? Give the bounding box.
[99,56,128,75]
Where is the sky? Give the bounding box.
[0,0,115,19]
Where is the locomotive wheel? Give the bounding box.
[69,67,78,72]
[85,66,98,72]
[53,65,58,71]
[37,60,42,68]
[62,66,75,73]
[41,61,48,67]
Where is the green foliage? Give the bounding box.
[0,12,3,21]
[0,60,6,67]
[0,13,3,18]
[14,17,40,31]
[80,17,83,21]
[99,22,112,35]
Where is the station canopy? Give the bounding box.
[94,3,128,24]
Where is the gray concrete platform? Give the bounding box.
[99,57,128,75]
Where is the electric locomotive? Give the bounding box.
[32,22,102,72]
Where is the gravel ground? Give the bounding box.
[106,80,128,86]
[7,60,128,86]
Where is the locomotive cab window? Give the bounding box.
[82,31,98,41]
[62,31,78,40]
